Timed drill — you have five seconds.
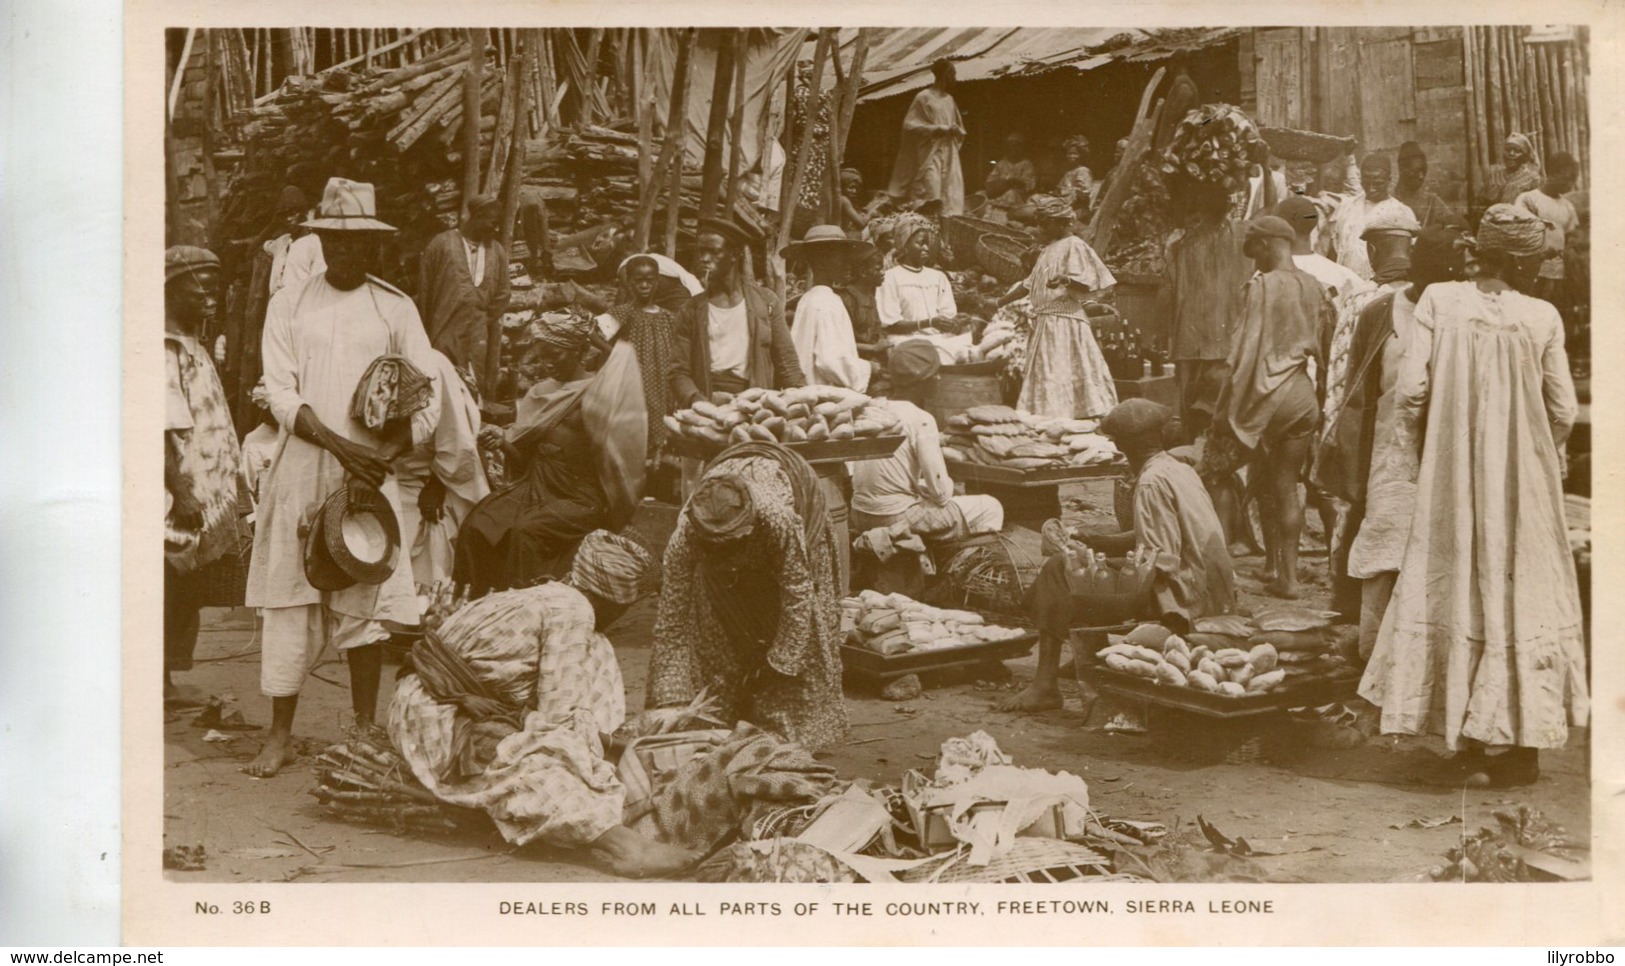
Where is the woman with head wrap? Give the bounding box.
[1488,133,1544,207]
[455,312,608,596]
[998,195,1120,420]
[875,215,957,339]
[1055,135,1097,219]
[648,442,848,751]
[1359,204,1585,788]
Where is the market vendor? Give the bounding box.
[851,340,1005,538]
[1163,187,1252,440]
[876,214,959,337]
[1000,398,1235,713]
[983,132,1037,214]
[1002,195,1119,421]
[389,531,702,878]
[787,224,875,392]
[648,442,848,751]
[454,314,608,597]
[669,217,806,406]
[417,194,512,386]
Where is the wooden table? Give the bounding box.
[946,459,1130,530]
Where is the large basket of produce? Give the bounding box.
[662,386,904,463]
[1258,126,1356,163]
[1155,104,1266,198]
[946,214,1030,261]
[976,234,1032,285]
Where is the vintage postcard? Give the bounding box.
[124,0,1623,945]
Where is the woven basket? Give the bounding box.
[946,214,1029,262]
[924,530,1045,626]
[977,234,1031,285]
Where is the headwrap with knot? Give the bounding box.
[891,213,936,250]
[1063,135,1091,156]
[864,213,899,246]
[568,530,659,605]
[1031,194,1073,221]
[1505,133,1539,167]
[531,309,597,354]
[689,441,827,548]
[1475,203,1548,257]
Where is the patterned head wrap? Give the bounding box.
[864,213,899,246]
[1505,133,1537,164]
[687,474,757,544]
[164,245,220,284]
[531,310,597,354]
[891,213,936,249]
[568,530,658,605]
[1063,135,1091,156]
[1474,203,1548,257]
[1031,194,1073,221]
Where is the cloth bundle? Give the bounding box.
[350,355,434,431]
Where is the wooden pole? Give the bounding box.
[1462,28,1482,202]
[636,32,655,209]
[722,29,749,218]
[462,29,488,207]
[581,28,605,125]
[1484,27,1503,154]
[485,57,519,194]
[663,30,698,258]
[829,28,869,222]
[637,28,694,251]
[488,34,533,388]
[822,39,846,222]
[777,28,833,254]
[699,29,737,219]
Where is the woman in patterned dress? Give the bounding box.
[1000,195,1119,420]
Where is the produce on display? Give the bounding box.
[842,590,1028,656]
[1094,615,1352,698]
[662,385,902,447]
[941,405,1121,471]
[1156,104,1266,195]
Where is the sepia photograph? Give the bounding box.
[151,19,1596,896]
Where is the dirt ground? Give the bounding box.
[163,483,1590,885]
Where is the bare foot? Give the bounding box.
[1264,578,1300,600]
[242,735,296,778]
[996,684,1064,712]
[591,826,701,879]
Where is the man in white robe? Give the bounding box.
[244,178,442,777]
[786,225,874,392]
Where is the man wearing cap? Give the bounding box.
[245,177,443,777]
[1200,215,1333,600]
[1276,194,1371,306]
[1326,153,1418,281]
[1001,398,1235,712]
[669,217,806,408]
[165,246,245,710]
[1393,142,1463,231]
[417,193,512,387]
[786,225,874,393]
[851,340,1005,539]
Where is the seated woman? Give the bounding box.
[1001,399,1236,712]
[455,314,608,597]
[647,442,848,751]
[389,530,700,877]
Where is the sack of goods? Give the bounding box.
[1094,611,1356,698]
[842,589,1027,656]
[663,385,902,446]
[941,405,1121,470]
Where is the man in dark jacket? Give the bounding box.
[417,194,511,388]
[669,218,806,407]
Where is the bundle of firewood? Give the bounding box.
[310,732,468,834]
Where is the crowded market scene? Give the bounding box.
[161,24,1593,885]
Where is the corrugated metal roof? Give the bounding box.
[817,27,1239,103]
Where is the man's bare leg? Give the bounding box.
[347,644,383,730]
[244,695,299,777]
[1265,435,1312,599]
[998,632,1065,712]
[591,826,702,879]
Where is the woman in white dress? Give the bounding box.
[998,195,1119,419]
[1358,204,1586,787]
[875,215,957,338]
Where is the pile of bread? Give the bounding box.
[1092,612,1354,698]
[941,405,1122,471]
[663,386,902,447]
[842,590,1028,656]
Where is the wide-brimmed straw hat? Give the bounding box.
[303,482,402,591]
[303,177,397,232]
[781,224,875,261]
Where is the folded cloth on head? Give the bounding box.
[1476,202,1548,257]
[568,529,658,605]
